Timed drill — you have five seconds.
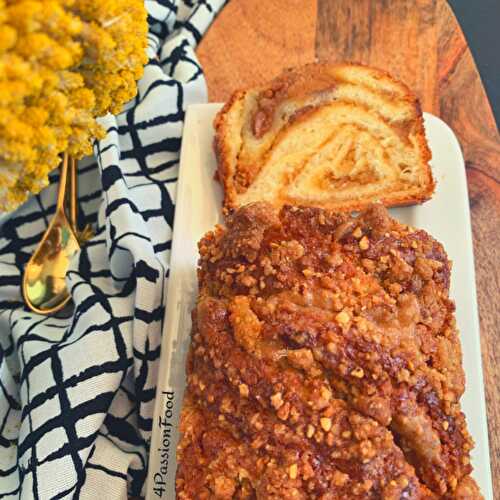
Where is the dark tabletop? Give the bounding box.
[449,0,500,127]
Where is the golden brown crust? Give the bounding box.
[213,90,245,212]
[176,203,481,499]
[213,62,435,213]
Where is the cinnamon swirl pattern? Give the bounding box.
[214,63,435,213]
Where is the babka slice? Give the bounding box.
[214,63,435,212]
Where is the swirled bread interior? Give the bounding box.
[214,63,435,212]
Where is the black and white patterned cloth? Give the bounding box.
[0,1,226,497]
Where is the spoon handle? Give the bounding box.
[57,153,69,212]
[67,157,94,246]
[69,156,77,231]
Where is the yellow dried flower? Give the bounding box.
[0,0,148,210]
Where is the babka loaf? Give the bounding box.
[175,203,481,499]
[214,63,435,212]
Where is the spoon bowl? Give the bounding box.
[22,154,81,314]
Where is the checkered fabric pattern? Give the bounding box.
[0,1,226,498]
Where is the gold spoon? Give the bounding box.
[23,153,81,314]
[68,155,77,231]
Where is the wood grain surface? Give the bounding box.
[197,0,500,494]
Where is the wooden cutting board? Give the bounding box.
[197,0,500,493]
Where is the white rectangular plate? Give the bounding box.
[146,103,493,499]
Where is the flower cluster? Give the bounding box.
[0,0,148,210]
